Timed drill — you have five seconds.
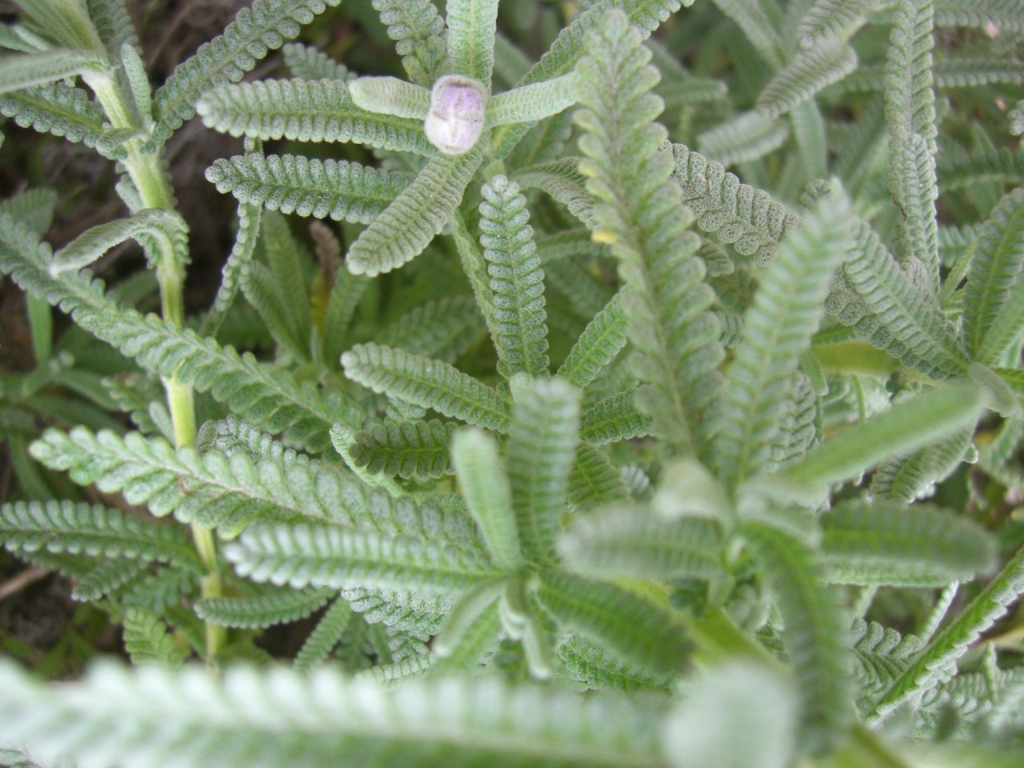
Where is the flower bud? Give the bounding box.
[424,75,488,155]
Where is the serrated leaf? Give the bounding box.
[122,607,186,668]
[350,419,457,479]
[485,73,579,128]
[558,504,724,580]
[780,383,983,488]
[372,0,447,87]
[152,0,343,147]
[963,187,1024,363]
[568,443,630,509]
[868,543,1024,722]
[376,296,486,364]
[0,659,665,767]
[742,522,852,753]
[196,77,431,153]
[0,214,348,451]
[348,75,431,118]
[195,586,336,628]
[347,148,483,277]
[671,143,800,266]
[697,111,790,167]
[0,49,110,94]
[281,42,350,81]
[820,499,998,586]
[225,519,500,594]
[537,569,691,677]
[580,388,652,445]
[206,153,414,223]
[294,597,352,670]
[505,375,580,565]
[715,195,851,486]
[0,499,204,572]
[558,291,629,389]
[445,0,498,84]
[50,208,188,275]
[478,174,549,378]
[757,41,858,117]
[451,427,522,570]
[342,343,511,431]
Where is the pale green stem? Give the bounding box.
[90,71,225,663]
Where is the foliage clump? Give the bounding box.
[3,1,1024,766]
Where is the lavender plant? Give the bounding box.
[2,1,1024,766]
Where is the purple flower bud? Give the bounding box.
[424,75,488,155]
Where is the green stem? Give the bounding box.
[90,70,225,663]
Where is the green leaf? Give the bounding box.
[196,77,431,152]
[742,522,852,754]
[663,662,798,768]
[868,424,973,504]
[505,375,580,565]
[697,111,790,167]
[451,427,522,570]
[281,42,351,81]
[151,0,343,147]
[371,0,447,87]
[294,597,351,670]
[868,543,1024,723]
[780,383,983,488]
[376,296,486,365]
[580,388,652,445]
[432,578,505,658]
[260,209,309,338]
[27,425,403,536]
[511,158,596,229]
[347,148,483,277]
[962,187,1024,362]
[0,81,109,149]
[0,659,665,767]
[50,208,188,275]
[0,49,109,95]
[122,607,186,668]
[820,499,998,586]
[0,499,204,572]
[349,419,456,480]
[558,504,724,580]
[536,569,691,677]
[72,557,146,601]
[347,76,431,118]
[568,443,630,509]
[832,218,969,378]
[490,0,685,158]
[576,10,723,453]
[120,42,152,126]
[715,194,851,487]
[885,0,940,284]
[934,0,1024,33]
[342,343,510,431]
[709,0,785,70]
[0,187,57,238]
[478,174,549,378]
[558,291,629,389]
[797,0,877,49]
[671,143,800,266]
[485,73,579,128]
[445,0,499,84]
[0,213,349,451]
[206,153,414,223]
[195,586,336,628]
[225,518,500,595]
[200,201,262,337]
[757,41,858,117]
